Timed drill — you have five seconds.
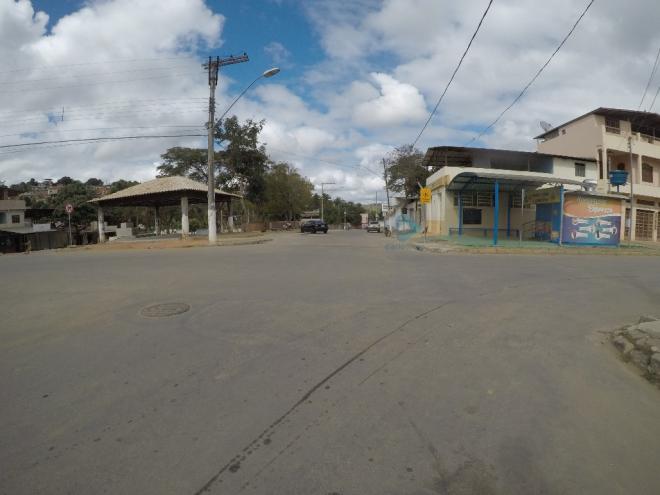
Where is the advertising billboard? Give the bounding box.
[561,194,622,245]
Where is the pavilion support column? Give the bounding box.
[154,206,160,235]
[493,180,499,246]
[97,206,105,243]
[228,200,235,232]
[181,196,189,237]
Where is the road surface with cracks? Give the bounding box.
[1,230,659,494]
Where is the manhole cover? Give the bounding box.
[140,302,190,318]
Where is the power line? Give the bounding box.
[0,133,205,150]
[0,64,197,86]
[0,55,198,75]
[0,125,205,140]
[0,107,207,128]
[465,0,596,145]
[267,146,381,177]
[1,71,195,94]
[0,97,207,117]
[638,46,660,110]
[649,84,660,112]
[0,101,207,122]
[411,0,495,148]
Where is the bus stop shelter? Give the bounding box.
[446,169,587,245]
[89,176,240,241]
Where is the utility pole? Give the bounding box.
[320,182,335,221]
[628,135,634,247]
[203,53,249,244]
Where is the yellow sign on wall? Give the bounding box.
[525,186,561,205]
[420,187,431,204]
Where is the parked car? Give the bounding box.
[366,221,381,233]
[301,219,328,234]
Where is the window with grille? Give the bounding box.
[463,208,482,225]
[476,192,493,206]
[574,163,586,177]
[605,117,620,134]
[642,163,653,183]
[11,215,20,224]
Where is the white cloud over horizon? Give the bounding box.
[1,0,660,204]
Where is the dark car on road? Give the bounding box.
[301,219,328,234]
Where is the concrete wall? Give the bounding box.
[425,186,535,237]
[551,157,598,186]
[537,114,602,158]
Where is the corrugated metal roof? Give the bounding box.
[89,176,241,204]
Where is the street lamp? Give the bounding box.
[320,182,335,222]
[207,67,281,243]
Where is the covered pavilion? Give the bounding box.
[89,176,240,241]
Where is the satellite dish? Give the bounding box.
[582,179,597,192]
[539,121,554,132]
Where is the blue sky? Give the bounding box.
[2,0,660,201]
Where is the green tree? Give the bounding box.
[109,179,139,193]
[57,176,76,185]
[384,144,429,199]
[157,147,217,183]
[262,163,313,220]
[50,183,97,226]
[85,178,104,186]
[215,116,269,204]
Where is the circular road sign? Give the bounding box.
[65,204,74,214]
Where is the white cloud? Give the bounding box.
[4,0,660,205]
[353,73,427,128]
[0,0,223,184]
[264,41,291,67]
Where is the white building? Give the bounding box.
[0,189,26,229]
[535,108,660,241]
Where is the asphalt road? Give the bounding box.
[2,231,660,495]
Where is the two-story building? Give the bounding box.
[0,187,27,228]
[535,108,660,241]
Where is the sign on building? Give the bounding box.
[561,194,622,245]
[524,186,561,205]
[420,187,431,204]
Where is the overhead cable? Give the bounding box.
[465,0,596,145]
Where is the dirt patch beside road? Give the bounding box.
[76,232,270,252]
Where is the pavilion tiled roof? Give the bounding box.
[89,176,241,207]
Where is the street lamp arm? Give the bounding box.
[215,77,260,126]
[215,67,280,126]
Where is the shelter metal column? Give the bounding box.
[155,206,160,235]
[506,192,511,238]
[493,180,499,246]
[97,206,105,243]
[458,192,463,236]
[181,196,189,237]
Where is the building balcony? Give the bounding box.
[603,126,660,160]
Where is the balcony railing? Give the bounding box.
[639,132,660,144]
[605,126,621,134]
